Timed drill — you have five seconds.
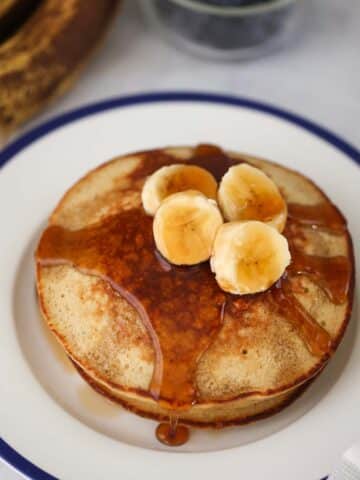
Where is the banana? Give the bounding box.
[142,164,218,215]
[218,163,287,232]
[153,190,223,266]
[210,221,291,295]
[0,0,119,134]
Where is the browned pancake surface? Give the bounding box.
[36,146,354,424]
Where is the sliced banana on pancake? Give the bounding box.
[153,190,223,265]
[210,221,291,295]
[218,163,287,232]
[142,164,218,215]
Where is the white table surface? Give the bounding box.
[1,0,359,478]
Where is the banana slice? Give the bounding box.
[142,164,218,215]
[153,190,223,266]
[218,163,287,232]
[210,221,291,295]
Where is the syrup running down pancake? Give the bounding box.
[36,145,354,445]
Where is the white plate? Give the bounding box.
[0,93,359,480]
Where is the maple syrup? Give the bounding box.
[287,202,346,232]
[36,145,352,445]
[269,285,332,357]
[156,417,190,447]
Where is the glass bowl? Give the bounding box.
[139,0,304,61]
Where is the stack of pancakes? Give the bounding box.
[36,146,354,427]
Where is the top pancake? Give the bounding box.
[36,146,354,404]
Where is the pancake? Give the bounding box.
[35,145,354,433]
[73,359,316,427]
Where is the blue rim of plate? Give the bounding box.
[0,91,359,480]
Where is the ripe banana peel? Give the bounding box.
[0,0,41,42]
[0,0,120,135]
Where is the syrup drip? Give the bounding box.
[289,248,350,304]
[270,284,332,357]
[284,218,351,304]
[37,210,226,408]
[129,150,178,181]
[129,144,238,184]
[156,417,190,447]
[189,144,239,181]
[36,146,351,426]
[287,202,346,232]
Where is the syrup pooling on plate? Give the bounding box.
[36,146,351,416]
[156,417,190,447]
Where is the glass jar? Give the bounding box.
[140,0,304,61]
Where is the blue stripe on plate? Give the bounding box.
[0,92,359,168]
[0,439,57,479]
[0,92,358,480]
